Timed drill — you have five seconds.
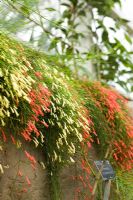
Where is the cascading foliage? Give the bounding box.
[81,82,133,170]
[0,32,133,200]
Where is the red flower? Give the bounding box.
[26,176,31,186]
[10,134,16,144]
[34,71,42,79]
[1,129,7,142]
[24,150,36,165]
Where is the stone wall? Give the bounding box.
[0,141,50,200]
[0,140,96,200]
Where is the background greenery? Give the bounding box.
[0,0,133,92]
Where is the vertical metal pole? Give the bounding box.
[103,180,111,200]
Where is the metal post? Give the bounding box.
[103,180,111,200]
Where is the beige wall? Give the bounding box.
[0,140,95,200]
[0,140,50,200]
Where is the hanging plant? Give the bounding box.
[0,32,132,200]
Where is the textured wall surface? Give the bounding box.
[0,140,50,200]
[0,139,96,200]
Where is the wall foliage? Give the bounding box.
[0,32,133,200]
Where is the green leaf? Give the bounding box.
[78,10,86,16]
[45,7,56,12]
[61,3,71,8]
[120,18,130,23]
[102,30,108,41]
[131,85,133,92]
[125,34,132,44]
[109,27,116,32]
[21,5,30,16]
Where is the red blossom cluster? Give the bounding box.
[97,85,126,121]
[81,83,132,175]
[21,83,51,142]
[92,83,133,170]
[113,140,133,170]
[18,170,31,186]
[24,150,37,170]
[17,171,31,195]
